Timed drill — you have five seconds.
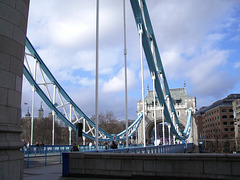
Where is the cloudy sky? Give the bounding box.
[22,0,240,120]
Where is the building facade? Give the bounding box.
[196,94,240,153]
[136,87,198,145]
[232,99,240,151]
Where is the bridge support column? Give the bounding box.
[168,124,171,145]
[152,73,157,146]
[173,135,176,145]
[0,0,29,179]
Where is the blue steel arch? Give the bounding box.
[130,0,192,140]
[24,0,192,143]
[24,37,143,142]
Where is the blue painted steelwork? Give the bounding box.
[24,0,193,142]
[130,0,191,140]
[22,144,142,156]
[116,113,143,140]
[25,38,111,140]
[24,38,143,142]
[183,109,192,138]
[23,66,76,130]
[90,143,193,154]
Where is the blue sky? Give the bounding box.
[22,0,240,120]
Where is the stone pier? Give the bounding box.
[0,0,29,179]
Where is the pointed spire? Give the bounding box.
[25,107,31,117]
[39,101,43,111]
[184,81,186,88]
[38,101,44,119]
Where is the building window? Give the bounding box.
[231,128,234,131]
[230,115,234,118]
[229,109,233,112]
[224,128,228,131]
[222,109,227,112]
[230,121,234,125]
[223,122,227,125]
[222,115,227,119]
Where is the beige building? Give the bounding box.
[136,87,198,145]
[196,94,240,153]
[232,99,240,151]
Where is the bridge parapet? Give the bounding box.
[63,152,240,179]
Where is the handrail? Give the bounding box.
[90,143,193,154]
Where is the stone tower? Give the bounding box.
[38,102,44,119]
[136,87,198,145]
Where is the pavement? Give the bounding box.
[24,164,66,180]
[23,164,127,180]
[23,154,124,180]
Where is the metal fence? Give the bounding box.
[23,143,192,168]
[23,145,109,167]
[91,143,193,154]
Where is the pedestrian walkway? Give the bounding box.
[23,164,127,180]
[24,164,63,180]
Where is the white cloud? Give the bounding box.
[102,68,137,93]
[23,0,240,119]
[234,62,240,69]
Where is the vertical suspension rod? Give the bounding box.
[168,124,171,145]
[139,24,146,147]
[95,0,99,150]
[152,74,157,146]
[30,60,37,145]
[123,0,128,148]
[52,85,56,145]
[69,104,72,145]
[151,36,157,146]
[83,118,86,145]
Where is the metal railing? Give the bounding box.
[23,145,71,168]
[90,143,193,154]
[23,143,193,168]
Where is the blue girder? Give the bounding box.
[23,65,76,130]
[183,109,192,139]
[116,113,143,140]
[23,0,193,142]
[130,0,187,140]
[24,38,143,141]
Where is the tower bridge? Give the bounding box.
[20,0,197,147]
[137,87,198,145]
[2,0,240,179]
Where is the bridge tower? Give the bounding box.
[137,86,198,145]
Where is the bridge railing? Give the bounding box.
[89,143,193,154]
[22,145,72,156]
[21,144,143,156]
[23,143,193,168]
[22,143,192,156]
